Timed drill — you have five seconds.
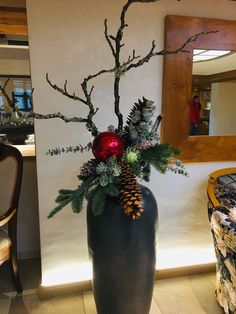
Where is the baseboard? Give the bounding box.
[38,280,92,298]
[155,262,216,280]
[37,262,216,298]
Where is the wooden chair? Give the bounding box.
[0,144,23,293]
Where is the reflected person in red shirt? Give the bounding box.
[189,95,201,135]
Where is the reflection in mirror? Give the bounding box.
[192,49,236,136]
[0,34,34,145]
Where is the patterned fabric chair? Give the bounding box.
[208,168,236,314]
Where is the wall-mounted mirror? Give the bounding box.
[162,15,236,162]
[192,49,236,136]
[0,7,34,145]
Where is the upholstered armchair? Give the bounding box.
[208,168,236,314]
[0,144,23,293]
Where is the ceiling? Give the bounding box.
[193,50,236,75]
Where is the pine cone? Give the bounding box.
[124,97,156,146]
[134,140,156,151]
[79,159,97,178]
[119,162,144,219]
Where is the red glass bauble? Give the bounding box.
[92,132,125,161]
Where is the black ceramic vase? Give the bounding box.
[87,185,158,314]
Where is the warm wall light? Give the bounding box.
[156,246,216,269]
[41,262,92,287]
[41,246,216,287]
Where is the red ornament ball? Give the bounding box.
[92,132,125,161]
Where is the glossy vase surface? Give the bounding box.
[87,185,158,314]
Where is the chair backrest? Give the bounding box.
[207,167,236,207]
[0,144,23,220]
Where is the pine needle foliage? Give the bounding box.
[48,157,121,218]
[46,143,92,156]
[48,101,188,219]
[124,98,158,145]
[141,143,182,174]
[48,189,81,218]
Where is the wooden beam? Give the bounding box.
[0,7,27,35]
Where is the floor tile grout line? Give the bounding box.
[203,272,216,288]
[82,290,91,314]
[152,293,164,314]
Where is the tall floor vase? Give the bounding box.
[87,185,158,314]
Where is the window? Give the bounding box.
[0,76,32,112]
[12,78,32,112]
[12,91,32,111]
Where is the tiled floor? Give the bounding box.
[0,258,224,314]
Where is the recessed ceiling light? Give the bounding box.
[193,49,231,62]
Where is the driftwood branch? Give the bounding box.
[103,0,189,132]
[126,30,218,72]
[31,112,88,123]
[45,66,116,136]
[42,0,213,137]
[46,74,87,105]
[46,73,101,136]
[104,19,116,58]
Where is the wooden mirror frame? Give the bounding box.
[161,15,236,162]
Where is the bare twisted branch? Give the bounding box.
[42,0,213,138]
[45,65,116,136]
[126,30,218,72]
[103,0,161,132]
[46,74,87,105]
[104,19,116,58]
[31,112,88,123]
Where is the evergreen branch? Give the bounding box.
[48,175,98,218]
[48,188,79,218]
[91,187,106,216]
[48,199,71,218]
[141,143,178,174]
[86,177,100,198]
[104,183,120,197]
[72,187,85,213]
[46,143,92,156]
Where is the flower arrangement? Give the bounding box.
[32,0,211,220]
[48,97,187,220]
